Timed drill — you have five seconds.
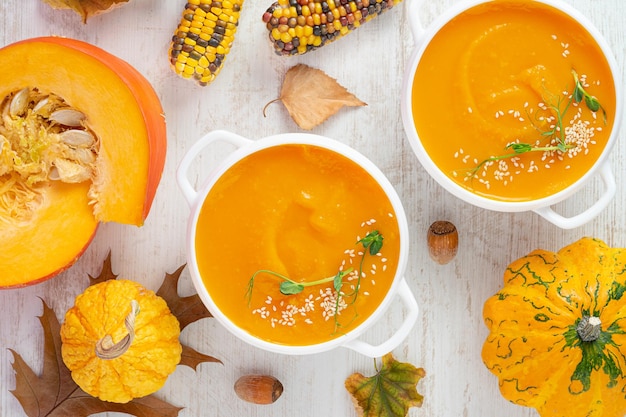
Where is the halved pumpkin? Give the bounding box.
[0,37,166,288]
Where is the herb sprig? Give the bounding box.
[466,69,606,178]
[245,230,384,330]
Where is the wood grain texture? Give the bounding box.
[1,0,625,416]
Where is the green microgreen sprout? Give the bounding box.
[572,69,607,124]
[466,68,607,179]
[245,230,384,332]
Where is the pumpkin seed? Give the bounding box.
[59,129,95,147]
[32,96,49,114]
[67,147,96,164]
[51,158,91,183]
[49,108,86,127]
[9,87,30,117]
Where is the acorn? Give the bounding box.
[234,374,284,405]
[427,221,459,265]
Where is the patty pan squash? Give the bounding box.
[60,279,182,403]
[0,37,166,288]
[482,237,626,417]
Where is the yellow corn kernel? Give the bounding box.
[280,31,292,43]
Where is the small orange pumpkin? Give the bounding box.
[60,279,182,403]
[482,237,626,417]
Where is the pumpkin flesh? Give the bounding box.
[0,37,166,288]
[482,237,626,417]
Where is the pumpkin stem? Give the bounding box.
[95,300,139,360]
[576,315,601,342]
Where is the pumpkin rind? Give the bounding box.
[482,237,626,417]
[60,279,182,403]
[0,37,166,288]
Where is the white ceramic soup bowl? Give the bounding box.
[401,0,623,229]
[176,130,418,357]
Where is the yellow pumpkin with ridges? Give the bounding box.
[482,237,626,417]
[60,279,182,403]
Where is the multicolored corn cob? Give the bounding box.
[262,0,402,56]
[169,0,244,86]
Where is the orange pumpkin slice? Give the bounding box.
[0,37,166,288]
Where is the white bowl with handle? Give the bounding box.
[177,130,418,357]
[401,0,622,229]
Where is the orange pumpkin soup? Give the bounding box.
[194,144,401,346]
[411,0,616,201]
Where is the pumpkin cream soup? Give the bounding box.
[194,144,400,346]
[411,0,616,201]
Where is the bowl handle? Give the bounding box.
[342,278,418,357]
[533,161,616,229]
[406,0,426,41]
[176,130,252,207]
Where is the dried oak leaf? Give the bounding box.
[345,353,426,417]
[41,0,130,23]
[9,253,220,417]
[10,300,183,417]
[265,64,367,130]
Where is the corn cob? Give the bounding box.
[169,0,244,86]
[262,0,402,56]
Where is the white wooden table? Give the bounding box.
[1,0,624,416]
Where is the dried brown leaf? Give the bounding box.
[9,255,220,417]
[156,264,214,331]
[88,250,118,285]
[181,344,222,370]
[273,64,367,130]
[41,0,130,23]
[10,300,182,417]
[155,264,222,368]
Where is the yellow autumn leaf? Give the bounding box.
[41,0,130,23]
[266,64,367,130]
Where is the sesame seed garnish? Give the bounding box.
[248,220,394,331]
